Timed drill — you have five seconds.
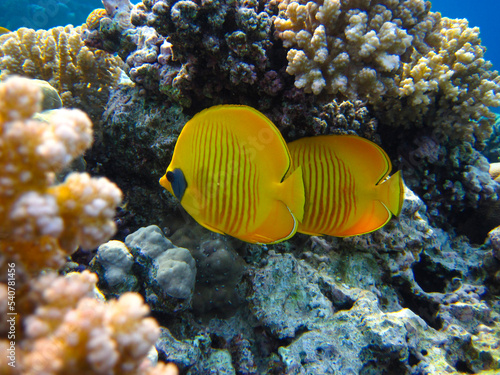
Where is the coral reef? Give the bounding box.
[86,83,188,234]
[0,76,177,375]
[0,270,176,374]
[0,0,498,373]
[0,76,122,274]
[144,187,500,373]
[0,25,122,122]
[169,226,247,315]
[274,0,423,99]
[397,138,500,238]
[380,16,500,145]
[82,0,287,109]
[275,0,500,144]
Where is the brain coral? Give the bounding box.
[0,26,122,122]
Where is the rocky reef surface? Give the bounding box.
[1,0,500,373]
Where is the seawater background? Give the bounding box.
[0,0,102,31]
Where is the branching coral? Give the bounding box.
[393,17,500,144]
[0,26,122,122]
[0,77,177,375]
[0,76,122,274]
[274,0,500,144]
[0,270,178,375]
[274,0,430,100]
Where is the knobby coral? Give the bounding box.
[0,26,122,122]
[394,17,500,143]
[83,0,282,108]
[274,0,431,100]
[0,271,178,375]
[0,76,178,375]
[0,76,122,274]
[274,0,500,144]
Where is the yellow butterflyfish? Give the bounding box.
[160,105,305,244]
[287,135,404,237]
[0,27,10,35]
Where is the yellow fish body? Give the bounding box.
[287,135,404,237]
[160,105,305,244]
[0,27,10,35]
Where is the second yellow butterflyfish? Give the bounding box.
[287,135,404,237]
[160,105,305,244]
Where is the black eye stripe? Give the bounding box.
[166,171,174,182]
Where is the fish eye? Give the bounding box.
[166,171,175,182]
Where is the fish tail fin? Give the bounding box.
[279,167,305,222]
[378,170,404,216]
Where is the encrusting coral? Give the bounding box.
[0,76,122,274]
[0,25,123,122]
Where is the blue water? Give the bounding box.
[431,0,500,72]
[0,0,102,31]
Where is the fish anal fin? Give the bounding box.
[241,201,297,244]
[333,201,391,237]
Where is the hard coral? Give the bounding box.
[84,0,282,109]
[0,270,175,375]
[274,0,429,100]
[0,76,122,274]
[392,17,500,144]
[0,26,122,122]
